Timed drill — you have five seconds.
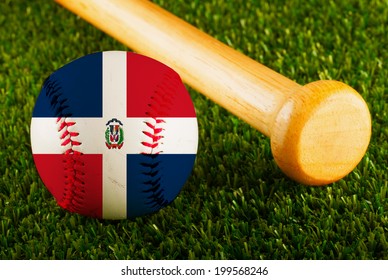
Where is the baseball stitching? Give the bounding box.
[43,76,86,214]
[140,70,179,209]
[42,64,181,216]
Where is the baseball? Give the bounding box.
[30,51,198,219]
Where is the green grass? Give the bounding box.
[0,0,387,259]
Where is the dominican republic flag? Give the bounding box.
[31,51,198,219]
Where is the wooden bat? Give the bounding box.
[55,0,371,186]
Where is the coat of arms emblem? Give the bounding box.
[105,118,124,149]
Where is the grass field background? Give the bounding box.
[0,0,387,259]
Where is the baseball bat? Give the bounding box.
[55,0,371,186]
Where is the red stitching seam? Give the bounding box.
[141,73,177,154]
[140,71,179,209]
[141,118,164,154]
[56,117,86,213]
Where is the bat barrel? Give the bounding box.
[271,80,371,185]
[55,0,300,137]
[56,0,372,185]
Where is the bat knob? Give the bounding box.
[270,80,371,185]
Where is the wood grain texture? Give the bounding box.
[55,0,372,185]
[271,80,371,185]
